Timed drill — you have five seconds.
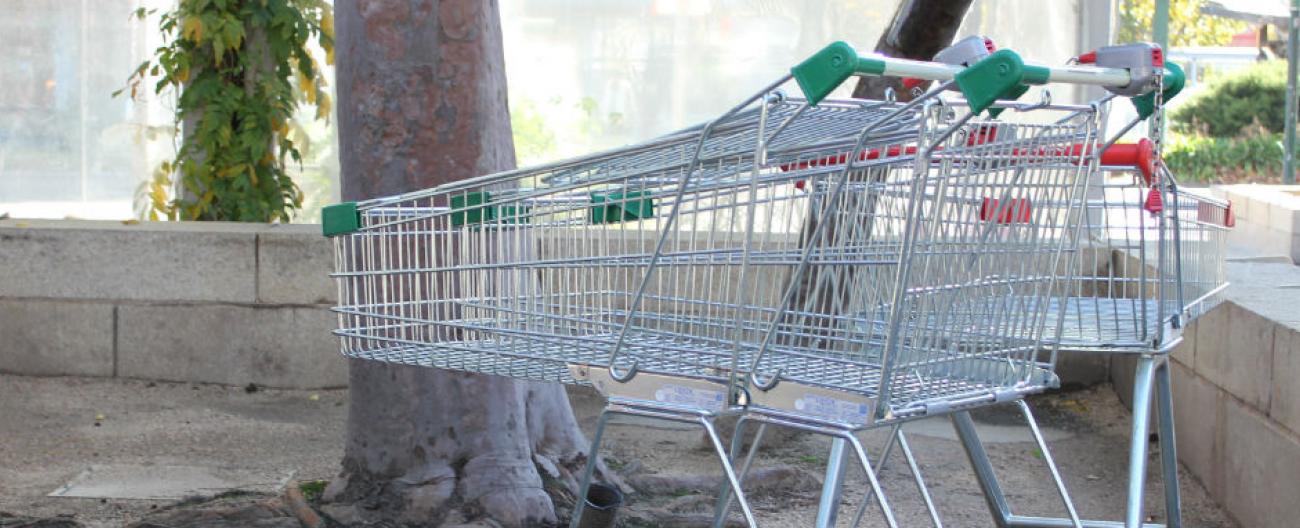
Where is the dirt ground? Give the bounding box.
[0,374,1237,527]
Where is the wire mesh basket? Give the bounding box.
[327,97,922,388]
[327,91,1101,428]
[1048,148,1232,353]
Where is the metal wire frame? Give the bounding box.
[735,100,1099,422]
[1045,165,1231,353]
[709,94,1104,528]
[329,91,1104,427]
[330,89,928,386]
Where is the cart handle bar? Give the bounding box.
[781,138,1157,183]
[794,41,1135,110]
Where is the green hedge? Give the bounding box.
[1171,60,1288,137]
[1163,132,1288,182]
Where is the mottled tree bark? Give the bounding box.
[851,0,975,101]
[325,1,592,525]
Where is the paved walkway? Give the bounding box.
[0,375,1238,527]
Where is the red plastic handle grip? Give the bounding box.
[1100,138,1156,185]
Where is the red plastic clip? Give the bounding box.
[1196,199,1236,227]
[967,125,999,147]
[980,198,1032,224]
[1144,186,1164,215]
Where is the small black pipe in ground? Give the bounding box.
[575,483,624,528]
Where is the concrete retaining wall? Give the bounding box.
[1111,260,1300,528]
[0,219,1131,389]
[0,219,344,389]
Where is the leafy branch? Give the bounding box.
[119,0,334,222]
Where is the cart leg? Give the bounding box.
[1018,401,1082,528]
[814,438,850,528]
[844,433,900,528]
[712,417,766,528]
[1125,356,1157,528]
[1154,359,1183,528]
[952,411,1014,527]
[569,408,613,528]
[738,423,767,481]
[897,430,943,528]
[700,416,760,527]
[848,424,902,528]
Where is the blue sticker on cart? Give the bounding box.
[794,393,871,424]
[655,384,726,410]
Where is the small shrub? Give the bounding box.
[1163,131,1288,182]
[299,480,327,502]
[1171,60,1289,137]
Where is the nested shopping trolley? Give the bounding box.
[323,41,1162,527]
[927,45,1235,528]
[946,148,1235,528]
[825,40,1237,528]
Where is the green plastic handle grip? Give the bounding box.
[792,41,1028,114]
[791,42,884,105]
[1132,62,1186,120]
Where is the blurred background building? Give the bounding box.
[0,0,1125,222]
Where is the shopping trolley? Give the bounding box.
[886,42,1235,528]
[323,41,1159,527]
[722,42,1196,528]
[948,160,1234,528]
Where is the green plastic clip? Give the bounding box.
[1132,62,1186,120]
[496,204,530,225]
[322,202,361,237]
[590,191,654,224]
[791,41,885,106]
[955,49,1027,115]
[451,191,492,227]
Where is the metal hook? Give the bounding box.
[1017,89,1055,112]
[750,368,783,391]
[608,358,640,382]
[883,86,897,104]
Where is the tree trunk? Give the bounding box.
[325,1,592,525]
[851,0,975,100]
[786,0,974,345]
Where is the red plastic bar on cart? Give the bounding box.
[980,197,1032,224]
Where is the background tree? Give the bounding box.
[1117,0,1247,47]
[321,1,595,525]
[122,0,334,222]
[852,0,975,100]
[789,0,974,324]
